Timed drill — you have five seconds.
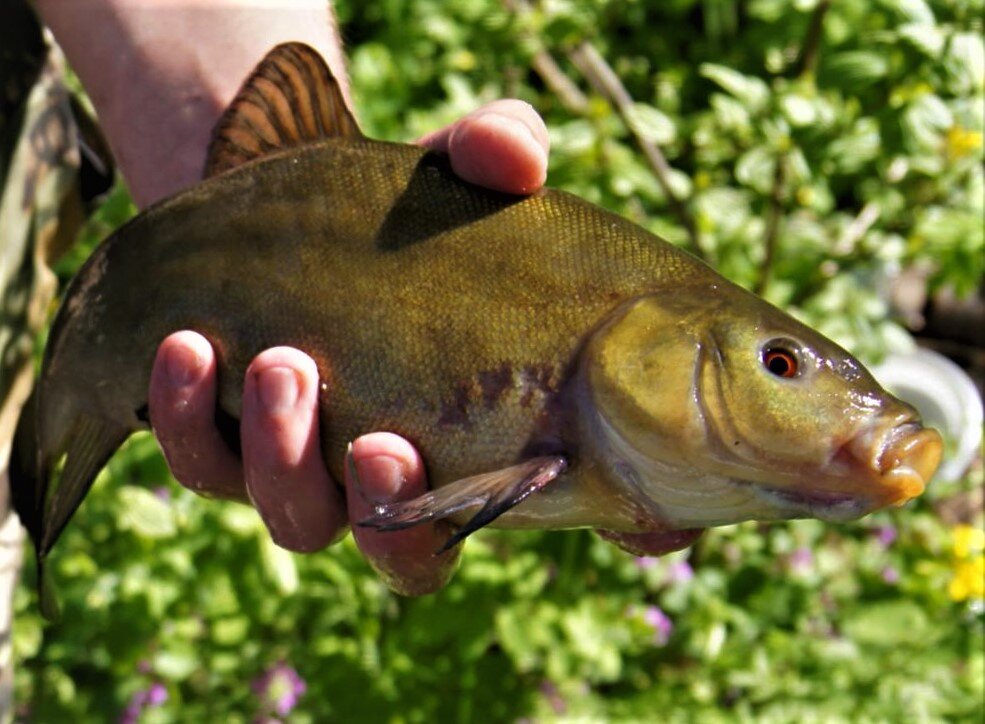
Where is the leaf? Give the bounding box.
[735,146,775,194]
[211,616,250,646]
[824,51,889,90]
[826,117,881,173]
[842,601,936,646]
[945,32,985,93]
[903,93,953,152]
[700,63,770,112]
[879,0,935,25]
[897,23,944,58]
[710,93,752,132]
[780,94,816,127]
[624,103,676,144]
[261,535,299,595]
[153,648,200,680]
[117,486,176,539]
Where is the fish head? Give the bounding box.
[582,288,942,528]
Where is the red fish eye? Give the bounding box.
[763,348,798,378]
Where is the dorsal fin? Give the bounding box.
[203,42,363,178]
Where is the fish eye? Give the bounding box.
[761,341,801,379]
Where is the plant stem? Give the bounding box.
[500,0,589,114]
[502,0,705,258]
[794,0,831,78]
[755,153,786,295]
[567,41,706,259]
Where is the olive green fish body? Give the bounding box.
[44,138,716,531]
[13,44,942,608]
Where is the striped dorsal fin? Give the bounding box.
[203,42,362,178]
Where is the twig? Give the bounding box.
[567,42,705,259]
[834,201,880,256]
[530,50,590,114]
[794,0,831,78]
[755,154,786,295]
[499,0,590,116]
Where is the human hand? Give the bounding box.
[149,101,550,595]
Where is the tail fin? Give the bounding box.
[10,387,127,618]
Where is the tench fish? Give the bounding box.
[11,43,942,606]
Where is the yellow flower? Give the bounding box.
[945,126,983,160]
[948,525,985,602]
[952,524,985,559]
[949,556,984,602]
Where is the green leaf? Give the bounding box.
[842,601,936,646]
[824,51,889,90]
[902,93,953,152]
[700,63,770,112]
[945,32,985,93]
[896,23,944,58]
[780,94,816,127]
[117,486,176,539]
[261,535,299,595]
[879,0,934,25]
[735,146,775,194]
[154,648,201,680]
[625,103,676,144]
[211,616,250,646]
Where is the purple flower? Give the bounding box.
[538,679,567,715]
[666,560,694,584]
[145,683,168,707]
[788,547,814,572]
[153,486,171,502]
[642,605,673,645]
[253,663,307,717]
[119,683,168,724]
[874,525,897,547]
[881,566,900,584]
[634,556,657,570]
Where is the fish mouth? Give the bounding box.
[747,418,943,522]
[849,419,943,507]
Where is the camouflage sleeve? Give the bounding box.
[0,3,112,717]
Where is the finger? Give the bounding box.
[418,99,549,195]
[241,347,347,552]
[346,433,460,596]
[149,331,246,500]
[596,528,705,557]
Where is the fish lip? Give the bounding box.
[740,418,942,521]
[839,417,942,508]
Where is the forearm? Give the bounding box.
[36,0,347,207]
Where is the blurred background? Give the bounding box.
[7,0,983,721]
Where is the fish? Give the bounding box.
[10,43,942,612]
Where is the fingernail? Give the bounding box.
[354,454,406,503]
[164,344,204,387]
[255,366,300,414]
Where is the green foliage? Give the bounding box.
[14,0,984,721]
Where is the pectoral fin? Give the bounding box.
[357,455,567,553]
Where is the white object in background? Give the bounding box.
[872,347,983,482]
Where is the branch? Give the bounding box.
[755,154,786,295]
[834,201,880,256]
[794,0,831,78]
[567,42,705,259]
[530,50,590,114]
[500,0,588,114]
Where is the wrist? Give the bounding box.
[37,0,346,206]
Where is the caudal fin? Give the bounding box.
[9,387,128,618]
